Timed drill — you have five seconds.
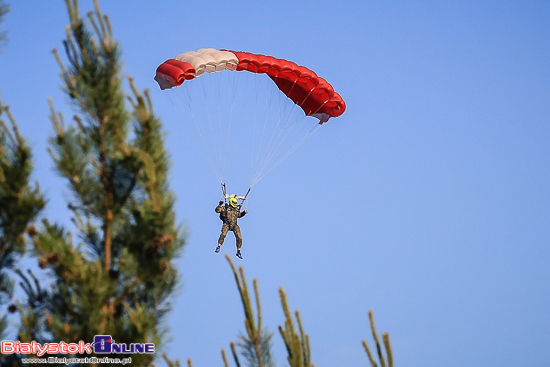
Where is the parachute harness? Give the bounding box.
[221,182,251,210]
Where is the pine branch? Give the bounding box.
[0,97,45,265]
[362,340,378,367]
[162,353,182,367]
[231,341,242,367]
[222,348,230,367]
[362,310,393,367]
[382,332,393,367]
[0,93,45,352]
[0,0,8,50]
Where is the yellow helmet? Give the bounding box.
[229,197,238,207]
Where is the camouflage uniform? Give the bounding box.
[216,203,247,249]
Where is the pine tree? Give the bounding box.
[9,0,184,365]
[0,2,47,364]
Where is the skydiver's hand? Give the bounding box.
[244,208,248,214]
[219,201,223,206]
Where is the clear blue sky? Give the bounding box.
[1,1,550,366]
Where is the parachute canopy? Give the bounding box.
[155,48,346,124]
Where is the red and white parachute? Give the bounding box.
[155,48,346,196]
[156,48,345,124]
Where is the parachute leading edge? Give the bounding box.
[154,48,346,124]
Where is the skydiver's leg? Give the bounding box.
[231,225,243,259]
[233,225,243,250]
[218,224,229,246]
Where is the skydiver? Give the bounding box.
[215,197,247,259]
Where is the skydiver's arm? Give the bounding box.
[215,201,224,213]
[239,209,247,218]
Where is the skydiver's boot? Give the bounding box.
[236,250,242,259]
[215,245,221,253]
